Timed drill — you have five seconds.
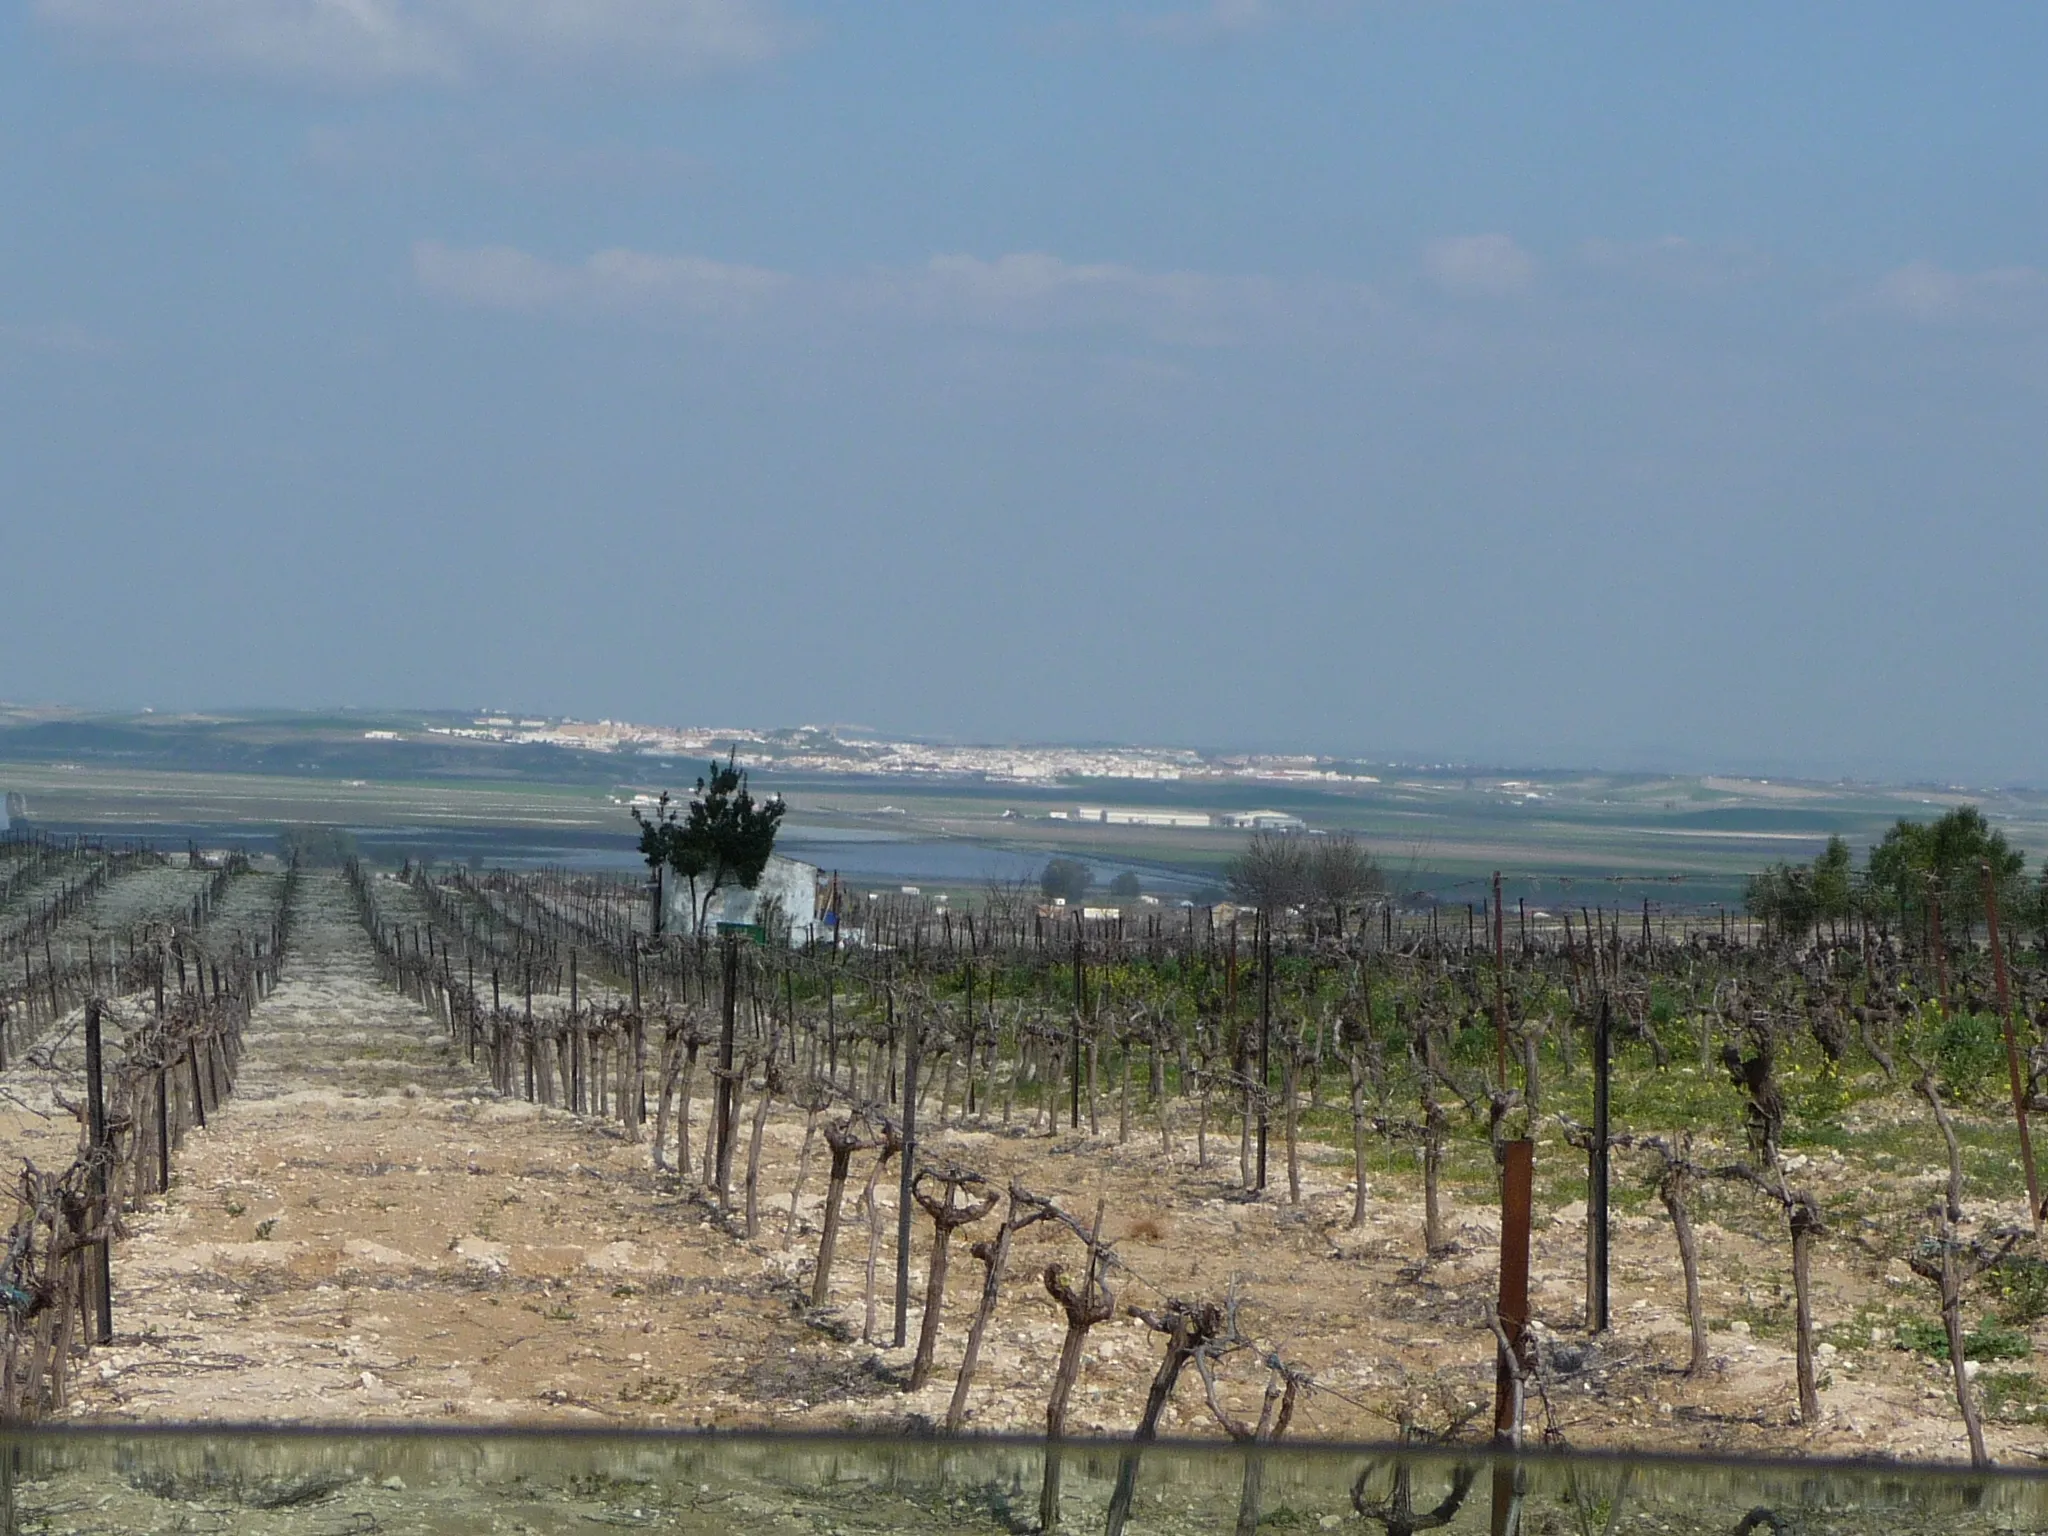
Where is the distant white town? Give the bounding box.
[421,717,1389,789]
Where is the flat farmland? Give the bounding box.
[13,753,2046,910]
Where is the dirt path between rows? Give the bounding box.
[73,870,825,1424]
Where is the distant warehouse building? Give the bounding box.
[1052,806,1213,829]
[1221,810,1306,832]
[662,853,823,947]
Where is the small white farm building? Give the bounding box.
[662,853,822,946]
[1221,810,1306,832]
[1050,806,1213,829]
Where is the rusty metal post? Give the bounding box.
[1491,1137,1534,1536]
[1982,861,2042,1232]
[155,1071,170,1191]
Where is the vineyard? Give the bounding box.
[9,830,2048,1488]
[0,831,289,1419]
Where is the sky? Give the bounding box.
[3,2,2046,783]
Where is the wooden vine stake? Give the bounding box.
[84,997,112,1345]
[1980,860,2042,1234]
[1587,992,1610,1334]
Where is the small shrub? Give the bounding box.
[1894,1318,2032,1362]
[254,1218,277,1240]
[1451,1020,1492,1064]
[619,1375,681,1406]
[1254,1507,1315,1530]
[1648,985,1678,1029]
[1936,1011,2003,1098]
[1980,1369,2048,1424]
[1990,1255,2048,1327]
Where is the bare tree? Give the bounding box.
[1225,831,1312,919]
[1310,831,1384,939]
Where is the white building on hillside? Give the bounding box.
[662,853,822,946]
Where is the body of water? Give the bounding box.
[29,819,1212,897]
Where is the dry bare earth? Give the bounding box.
[61,873,2048,1465]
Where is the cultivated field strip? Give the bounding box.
[1,888,279,1417]
[0,868,290,1167]
[0,855,277,1073]
[65,869,808,1424]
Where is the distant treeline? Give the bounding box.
[1745,805,2035,943]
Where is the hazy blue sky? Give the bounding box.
[4,3,2046,780]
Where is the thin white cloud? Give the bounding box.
[1423,234,1536,298]
[307,122,709,187]
[34,0,801,87]
[413,242,576,308]
[1122,0,1357,45]
[1126,0,1283,44]
[0,321,117,358]
[1858,260,2048,324]
[907,252,1310,345]
[414,241,1377,345]
[1580,236,1771,291]
[413,241,788,318]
